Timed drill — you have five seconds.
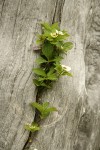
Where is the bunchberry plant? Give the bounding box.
[25,22,73,132]
[33,22,73,89]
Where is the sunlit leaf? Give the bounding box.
[41,22,52,32]
[42,102,49,108]
[51,23,60,30]
[31,102,43,112]
[47,107,57,112]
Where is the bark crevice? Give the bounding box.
[22,90,42,150]
[52,0,65,24]
[0,0,5,18]
[22,1,66,149]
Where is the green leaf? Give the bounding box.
[40,106,57,119]
[36,56,47,64]
[54,63,63,74]
[62,30,70,37]
[47,107,57,112]
[55,35,66,41]
[41,22,52,32]
[33,79,40,86]
[42,102,49,108]
[47,67,55,76]
[63,42,73,51]
[41,22,60,33]
[53,56,63,62]
[55,41,63,48]
[31,102,57,119]
[40,112,49,119]
[62,71,73,77]
[31,102,43,112]
[38,77,46,81]
[24,122,40,132]
[47,68,57,81]
[33,68,46,77]
[36,34,46,44]
[42,42,54,60]
[47,73,57,81]
[51,23,59,30]
[33,79,48,87]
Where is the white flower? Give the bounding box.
[50,30,64,38]
[58,31,64,35]
[50,32,58,38]
[61,65,71,72]
[34,149,38,150]
[56,30,64,35]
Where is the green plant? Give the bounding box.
[33,22,73,89]
[25,22,73,133]
[24,123,40,132]
[31,102,57,119]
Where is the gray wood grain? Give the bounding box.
[0,0,100,150]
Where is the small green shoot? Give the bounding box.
[24,122,40,132]
[31,102,57,119]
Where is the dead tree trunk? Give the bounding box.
[0,0,100,150]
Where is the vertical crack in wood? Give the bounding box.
[52,0,65,24]
[22,1,66,149]
[22,89,42,150]
[52,0,59,23]
[0,0,5,18]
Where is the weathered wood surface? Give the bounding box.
[0,0,100,150]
